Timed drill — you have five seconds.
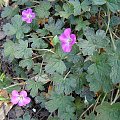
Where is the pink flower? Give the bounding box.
[11,90,31,106]
[59,28,76,52]
[22,8,35,23]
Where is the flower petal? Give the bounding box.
[20,91,27,97]
[22,16,28,21]
[27,8,32,13]
[23,97,31,105]
[12,90,19,97]
[18,97,31,106]
[64,28,71,38]
[24,18,32,23]
[59,33,68,43]
[70,34,76,45]
[22,8,35,23]
[31,13,36,19]
[22,10,29,16]
[18,100,25,106]
[61,43,72,53]
[11,96,19,104]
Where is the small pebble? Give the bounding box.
[0,31,6,40]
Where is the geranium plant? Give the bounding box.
[0,0,120,120]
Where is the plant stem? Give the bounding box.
[111,89,114,103]
[3,82,26,90]
[79,104,94,119]
[112,31,120,39]
[93,94,101,112]
[64,71,71,80]
[33,48,55,54]
[106,8,110,33]
[104,8,116,51]
[33,0,40,3]
[111,89,120,105]
[109,28,116,51]
[13,77,26,80]
[40,59,44,74]
[32,55,42,60]
[101,93,107,104]
[42,36,53,39]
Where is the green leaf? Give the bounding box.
[92,0,106,5]
[80,87,95,102]
[86,53,112,92]
[48,116,60,120]
[54,45,68,59]
[52,74,64,94]
[69,0,81,16]
[64,76,76,95]
[107,0,120,12]
[0,77,11,89]
[36,28,48,37]
[0,0,4,6]
[35,1,51,18]
[19,59,34,70]
[59,3,74,19]
[45,56,66,74]
[0,96,8,101]
[75,18,90,31]
[78,39,96,55]
[107,41,120,84]
[53,74,76,94]
[17,112,36,120]
[34,74,50,84]
[35,93,47,108]
[13,63,27,78]
[1,6,19,18]
[84,27,109,48]
[45,92,74,113]
[14,40,33,59]
[13,0,28,5]
[59,105,76,120]
[45,17,64,36]
[67,47,83,64]
[108,55,120,84]
[3,23,16,36]
[0,77,20,93]
[75,97,85,117]
[3,15,30,39]
[0,73,5,82]
[33,64,41,74]
[95,102,120,120]
[4,40,15,61]
[84,112,95,120]
[78,27,110,55]
[74,73,87,94]
[110,16,120,27]
[81,0,91,12]
[26,79,44,97]
[52,35,60,46]
[7,85,21,93]
[29,36,48,49]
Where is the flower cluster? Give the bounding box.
[22,8,35,23]
[59,28,76,52]
[11,90,31,106]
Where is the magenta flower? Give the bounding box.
[59,28,76,52]
[11,90,31,106]
[22,8,35,23]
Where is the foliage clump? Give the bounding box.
[0,0,120,119]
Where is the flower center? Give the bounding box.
[27,14,32,18]
[68,38,72,42]
[18,95,24,101]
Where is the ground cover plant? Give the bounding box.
[0,0,120,119]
